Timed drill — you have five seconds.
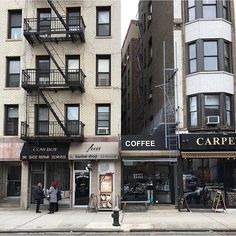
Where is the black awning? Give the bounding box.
[20,143,69,161]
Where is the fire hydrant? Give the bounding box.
[111,207,120,226]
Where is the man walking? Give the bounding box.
[35,182,44,213]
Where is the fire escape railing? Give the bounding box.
[21,121,85,140]
[22,69,85,91]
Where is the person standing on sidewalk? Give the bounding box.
[55,182,62,212]
[48,181,58,214]
[35,182,45,213]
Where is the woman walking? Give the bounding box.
[48,181,58,214]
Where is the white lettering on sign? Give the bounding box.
[125,140,156,147]
[32,147,58,152]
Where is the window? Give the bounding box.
[6,57,20,87]
[224,42,230,72]
[225,95,232,127]
[148,38,152,64]
[96,105,110,135]
[204,94,219,118]
[36,105,49,135]
[189,43,197,73]
[8,10,22,39]
[203,41,218,71]
[203,0,217,18]
[148,1,153,15]
[188,0,196,21]
[66,56,80,83]
[38,9,51,33]
[36,56,50,84]
[188,93,233,129]
[96,55,111,86]
[97,7,111,36]
[189,96,198,126]
[223,0,229,20]
[5,105,18,135]
[186,0,230,22]
[66,105,80,135]
[66,8,80,31]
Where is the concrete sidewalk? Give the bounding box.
[0,208,236,233]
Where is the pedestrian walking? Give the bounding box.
[35,182,45,213]
[48,181,58,214]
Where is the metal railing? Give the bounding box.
[21,120,85,139]
[22,69,85,89]
[24,16,85,35]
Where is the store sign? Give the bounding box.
[20,143,69,160]
[181,133,236,151]
[121,135,165,150]
[68,142,119,160]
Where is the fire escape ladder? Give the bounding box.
[38,89,70,136]
[47,0,76,42]
[36,35,66,81]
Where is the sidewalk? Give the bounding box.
[0,208,236,233]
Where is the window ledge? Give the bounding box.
[185,18,232,26]
[4,87,21,90]
[95,86,112,89]
[186,71,233,77]
[95,36,112,39]
[5,39,22,42]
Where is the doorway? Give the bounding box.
[74,171,90,206]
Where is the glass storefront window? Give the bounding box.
[123,162,173,204]
[30,162,70,204]
[183,159,236,207]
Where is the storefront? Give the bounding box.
[68,142,120,210]
[121,135,180,206]
[20,142,70,207]
[180,133,236,208]
[0,138,23,207]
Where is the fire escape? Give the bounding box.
[21,0,86,142]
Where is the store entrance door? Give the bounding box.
[74,171,90,206]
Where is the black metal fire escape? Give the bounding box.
[21,0,86,142]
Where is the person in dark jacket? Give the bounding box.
[55,182,61,212]
[35,182,44,213]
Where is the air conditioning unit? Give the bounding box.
[97,127,109,135]
[207,116,219,125]
[147,15,152,21]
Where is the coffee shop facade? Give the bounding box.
[20,141,120,209]
[120,135,180,206]
[180,133,236,208]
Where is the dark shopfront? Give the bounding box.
[20,143,70,206]
[121,135,179,206]
[181,133,236,208]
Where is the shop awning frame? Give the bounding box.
[181,151,236,159]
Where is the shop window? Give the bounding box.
[96,104,110,135]
[96,55,111,86]
[7,166,21,196]
[6,57,20,87]
[96,7,111,36]
[5,105,18,136]
[8,10,22,40]
[65,104,80,135]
